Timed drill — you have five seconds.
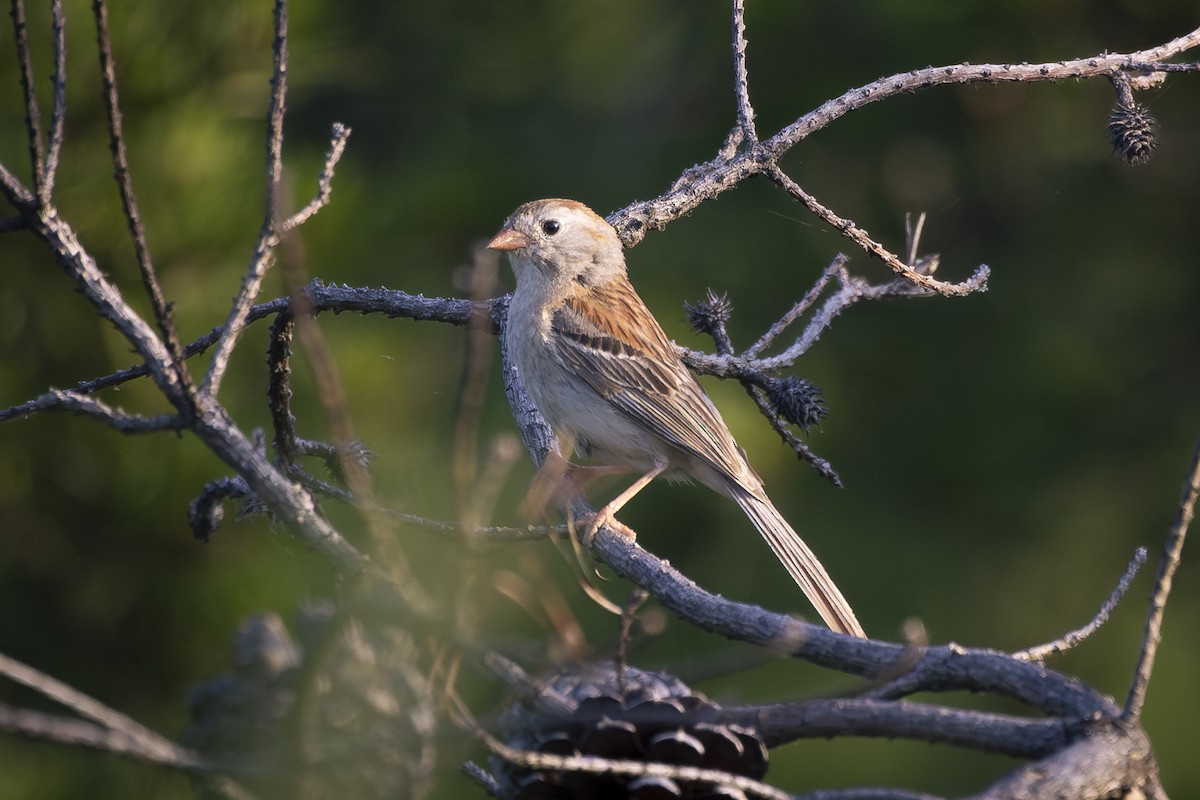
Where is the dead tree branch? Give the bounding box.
[1124,435,1200,722]
[93,0,192,400]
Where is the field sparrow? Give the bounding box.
[489,199,866,639]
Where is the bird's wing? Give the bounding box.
[551,281,750,483]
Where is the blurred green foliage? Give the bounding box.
[1,0,1198,797]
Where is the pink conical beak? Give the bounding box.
[487,227,532,251]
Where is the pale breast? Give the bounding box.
[505,294,669,472]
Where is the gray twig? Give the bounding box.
[43,0,66,198]
[10,0,45,198]
[21,388,183,434]
[93,0,193,400]
[746,255,847,359]
[730,0,756,144]
[1014,548,1147,663]
[766,166,989,297]
[282,122,352,232]
[1124,435,1200,721]
[719,697,1069,757]
[266,310,300,465]
[0,651,211,771]
[609,27,1200,267]
[0,285,491,424]
[201,0,291,400]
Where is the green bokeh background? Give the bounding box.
[1,1,1198,797]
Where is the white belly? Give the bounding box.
[504,298,668,474]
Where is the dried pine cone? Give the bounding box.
[493,662,767,800]
[685,290,734,337]
[1108,102,1158,166]
[764,375,827,433]
[185,601,437,799]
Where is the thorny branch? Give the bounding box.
[43,0,66,200]
[1014,548,1147,664]
[200,0,292,400]
[609,21,1200,296]
[0,653,258,800]
[93,0,193,401]
[1124,435,1200,721]
[10,0,44,197]
[0,651,200,766]
[0,0,366,573]
[19,389,184,434]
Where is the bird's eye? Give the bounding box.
[541,220,561,236]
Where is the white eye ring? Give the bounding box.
[542,220,561,236]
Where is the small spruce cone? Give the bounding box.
[764,375,828,433]
[493,662,768,800]
[684,290,734,337]
[1108,102,1158,166]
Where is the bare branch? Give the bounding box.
[43,0,66,197]
[0,285,492,424]
[764,31,1200,160]
[460,761,503,798]
[92,0,192,398]
[0,160,34,206]
[391,511,561,540]
[1014,548,1147,663]
[9,0,45,199]
[970,723,1160,800]
[680,261,936,379]
[730,0,756,143]
[0,651,205,769]
[16,388,184,434]
[191,409,370,572]
[499,296,557,468]
[746,255,847,359]
[903,212,928,269]
[860,640,1118,718]
[263,0,287,227]
[0,703,258,800]
[1124,435,1200,721]
[609,28,1200,257]
[200,0,290,400]
[719,697,1069,758]
[766,166,989,296]
[0,703,206,770]
[281,122,352,232]
[605,520,1113,715]
[16,192,187,404]
[266,310,300,465]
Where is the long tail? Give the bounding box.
[731,487,867,638]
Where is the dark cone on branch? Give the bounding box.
[1108,102,1158,166]
[493,662,768,800]
[764,376,828,433]
[685,290,734,337]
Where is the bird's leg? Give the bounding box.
[582,458,669,545]
[520,448,632,522]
